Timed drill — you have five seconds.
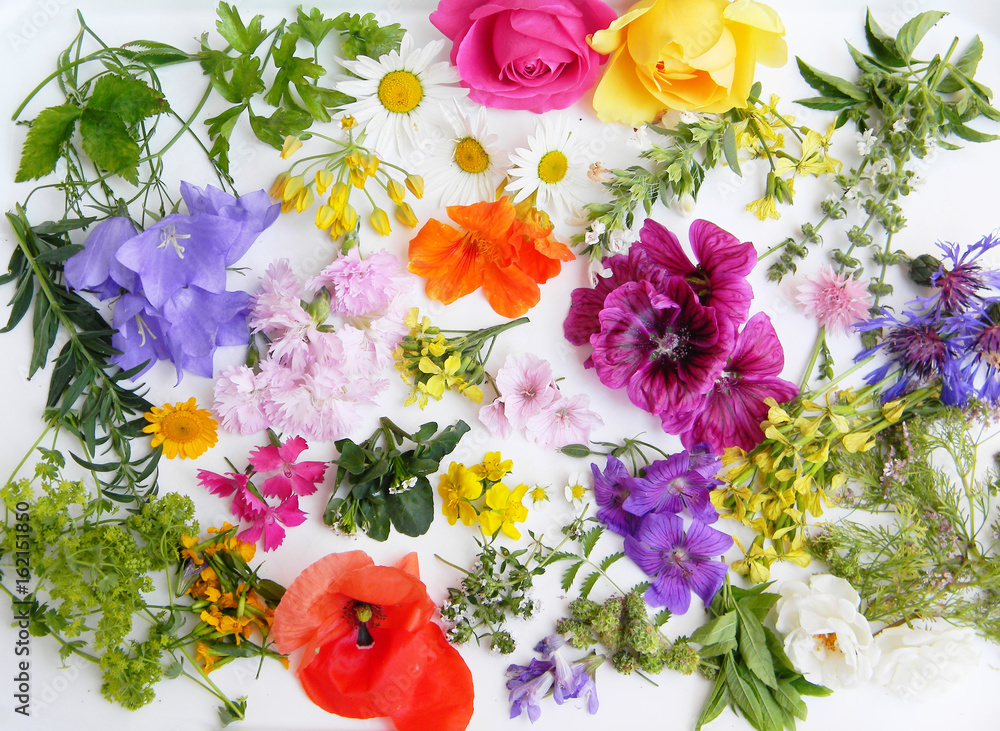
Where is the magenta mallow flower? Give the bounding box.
[661,313,799,453]
[795,266,873,333]
[623,452,721,524]
[623,512,732,613]
[248,436,327,499]
[591,276,734,415]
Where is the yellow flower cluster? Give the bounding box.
[180,524,283,674]
[437,452,531,540]
[393,308,486,409]
[269,117,424,241]
[713,386,933,582]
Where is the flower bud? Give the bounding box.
[315,204,336,231]
[387,179,406,205]
[394,202,419,229]
[268,172,289,200]
[281,175,305,203]
[315,169,334,196]
[328,182,350,212]
[280,135,303,159]
[370,208,391,236]
[405,174,424,199]
[294,187,314,213]
[341,203,358,232]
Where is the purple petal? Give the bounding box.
[64,217,139,298]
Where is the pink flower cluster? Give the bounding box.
[214,250,411,441]
[197,436,327,551]
[564,219,798,454]
[479,353,603,448]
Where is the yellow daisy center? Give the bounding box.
[454,137,490,174]
[161,410,202,443]
[378,70,423,114]
[570,482,586,500]
[538,150,568,184]
[143,398,218,460]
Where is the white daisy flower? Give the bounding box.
[336,34,463,155]
[506,116,593,213]
[424,103,507,205]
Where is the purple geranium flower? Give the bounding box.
[63,217,140,299]
[180,182,280,264]
[591,455,640,537]
[624,512,732,613]
[661,313,799,453]
[591,276,734,415]
[633,218,757,328]
[623,452,721,523]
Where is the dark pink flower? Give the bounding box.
[634,218,757,327]
[237,495,307,552]
[590,276,734,415]
[661,313,798,453]
[248,436,327,499]
[196,469,248,498]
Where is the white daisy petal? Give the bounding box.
[424,102,508,206]
[505,115,595,214]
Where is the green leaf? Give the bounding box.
[744,667,785,731]
[561,561,583,592]
[950,123,998,143]
[938,36,983,93]
[895,11,947,62]
[725,655,764,729]
[653,609,671,627]
[737,591,779,620]
[87,75,166,125]
[795,58,867,101]
[736,602,778,689]
[215,2,267,55]
[15,105,83,182]
[385,476,434,537]
[119,40,191,67]
[695,675,730,731]
[79,109,140,184]
[722,123,742,177]
[332,12,405,61]
[599,551,625,571]
[579,570,601,600]
[290,6,337,47]
[229,55,266,102]
[581,525,604,558]
[33,244,84,264]
[773,679,808,722]
[691,611,738,646]
[422,420,471,463]
[334,440,368,474]
[2,272,34,334]
[795,96,859,112]
[411,422,438,443]
[865,10,905,66]
[789,677,832,697]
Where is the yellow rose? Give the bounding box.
[589,0,787,124]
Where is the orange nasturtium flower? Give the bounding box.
[271,551,474,731]
[407,196,573,318]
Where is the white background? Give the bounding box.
[1,0,999,729]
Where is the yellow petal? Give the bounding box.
[588,1,656,55]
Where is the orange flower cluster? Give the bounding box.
[408,197,574,318]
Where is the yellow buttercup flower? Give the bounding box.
[471,452,513,482]
[480,483,529,540]
[143,397,218,459]
[438,462,483,526]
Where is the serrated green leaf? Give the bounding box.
[796,58,867,102]
[561,560,583,592]
[290,6,337,47]
[725,655,764,728]
[699,638,738,658]
[789,676,832,697]
[895,11,948,62]
[599,551,625,571]
[216,2,267,55]
[653,608,671,627]
[736,602,778,689]
[332,12,405,61]
[938,36,983,93]
[15,105,83,182]
[773,679,808,722]
[87,74,165,125]
[79,109,140,184]
[229,55,265,102]
[580,570,601,599]
[691,611,738,646]
[581,525,604,558]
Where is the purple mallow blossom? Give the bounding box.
[624,512,732,614]
[623,451,720,524]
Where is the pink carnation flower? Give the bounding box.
[237,495,307,552]
[214,365,269,435]
[796,266,873,333]
[249,436,327,499]
[308,248,411,318]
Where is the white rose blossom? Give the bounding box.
[773,574,879,689]
[874,621,980,699]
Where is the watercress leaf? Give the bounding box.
[365,503,391,542]
[411,422,439,443]
[87,75,166,126]
[80,108,140,184]
[334,439,369,474]
[405,457,439,476]
[690,610,738,646]
[15,104,83,182]
[422,420,470,462]
[895,10,948,62]
[386,475,433,537]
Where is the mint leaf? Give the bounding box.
[87,75,166,126]
[79,108,140,185]
[15,105,83,182]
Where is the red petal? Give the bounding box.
[390,624,475,731]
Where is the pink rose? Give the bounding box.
[430,0,618,113]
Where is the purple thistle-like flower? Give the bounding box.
[506,658,555,723]
[624,512,732,614]
[857,306,968,405]
[929,234,1000,313]
[953,300,1000,402]
[623,452,720,523]
[661,313,799,453]
[591,455,641,537]
[591,276,733,415]
[633,218,757,328]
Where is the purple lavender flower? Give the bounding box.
[591,276,733,416]
[623,452,720,523]
[591,455,641,537]
[63,217,139,299]
[506,658,554,723]
[857,306,968,405]
[660,313,799,453]
[624,512,732,614]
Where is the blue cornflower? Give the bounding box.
[857,306,969,405]
[928,234,1000,314]
[952,300,1000,402]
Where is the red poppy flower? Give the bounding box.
[271,551,474,731]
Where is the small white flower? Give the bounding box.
[584,220,607,246]
[679,110,699,124]
[773,574,880,689]
[675,192,696,216]
[564,472,587,505]
[856,129,876,155]
[626,125,651,149]
[608,230,633,253]
[874,621,980,699]
[892,118,908,133]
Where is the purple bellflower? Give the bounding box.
[63,217,139,299]
[179,182,280,264]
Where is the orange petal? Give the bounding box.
[408,220,484,304]
[483,263,541,318]
[446,197,516,240]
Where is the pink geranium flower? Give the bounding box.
[237,496,307,552]
[525,394,604,449]
[796,266,873,333]
[248,436,327,499]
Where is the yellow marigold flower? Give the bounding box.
[370,207,391,236]
[315,169,334,196]
[471,452,513,482]
[438,462,483,526]
[280,134,303,159]
[387,178,406,205]
[180,535,203,565]
[405,173,424,199]
[143,397,218,459]
[480,483,529,540]
[395,202,419,228]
